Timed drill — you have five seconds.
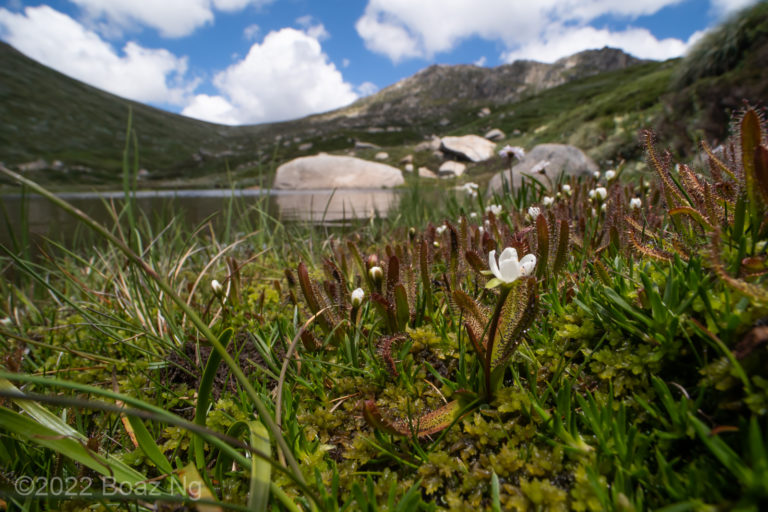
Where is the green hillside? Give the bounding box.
[1,1,766,190]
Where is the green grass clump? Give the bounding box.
[1,103,768,512]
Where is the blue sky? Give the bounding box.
[0,0,760,125]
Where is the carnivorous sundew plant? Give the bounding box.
[1,107,768,511]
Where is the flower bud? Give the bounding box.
[369,266,383,283]
[211,279,224,296]
[351,287,365,307]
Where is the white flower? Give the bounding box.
[469,212,478,218]
[530,160,550,174]
[436,225,447,235]
[369,266,383,283]
[211,279,224,296]
[433,241,440,248]
[629,197,642,210]
[601,202,607,212]
[593,171,601,179]
[561,184,572,194]
[594,187,607,200]
[478,226,485,234]
[488,247,537,284]
[351,288,365,307]
[461,182,479,197]
[498,145,525,160]
[485,204,503,216]
[605,169,616,181]
[542,196,554,206]
[528,206,541,220]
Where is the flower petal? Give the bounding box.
[488,250,502,280]
[519,254,537,276]
[500,259,521,282]
[499,247,518,266]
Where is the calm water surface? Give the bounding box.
[0,188,399,250]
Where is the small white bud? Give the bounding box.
[594,187,607,200]
[528,206,541,220]
[629,197,642,210]
[351,288,365,307]
[211,279,224,296]
[561,184,572,194]
[605,169,616,181]
[542,196,554,206]
[369,266,383,283]
[593,171,601,179]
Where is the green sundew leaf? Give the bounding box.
[536,214,550,278]
[552,219,569,275]
[394,283,410,331]
[448,224,461,289]
[754,144,768,205]
[362,399,465,438]
[128,415,174,476]
[669,207,715,231]
[419,239,433,313]
[248,420,271,512]
[347,240,372,290]
[452,289,490,354]
[194,328,234,469]
[0,406,149,486]
[741,109,761,212]
[490,277,537,378]
[386,255,400,304]
[177,463,222,512]
[297,261,321,314]
[371,292,397,333]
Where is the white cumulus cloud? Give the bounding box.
[182,27,358,125]
[69,0,274,38]
[355,0,743,64]
[0,5,195,105]
[502,25,691,63]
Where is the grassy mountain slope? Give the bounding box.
[0,1,766,190]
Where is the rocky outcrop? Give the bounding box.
[274,154,404,189]
[487,144,598,194]
[440,135,497,162]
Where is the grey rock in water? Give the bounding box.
[487,143,598,195]
[438,160,467,178]
[274,154,404,189]
[440,135,497,162]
